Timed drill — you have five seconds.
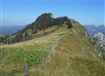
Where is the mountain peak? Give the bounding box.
[1,13,73,44]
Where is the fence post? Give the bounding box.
[52,44,55,56]
[24,58,28,76]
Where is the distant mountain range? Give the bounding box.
[84,25,105,36]
[0,25,105,36]
[1,24,104,37]
[0,25,25,35]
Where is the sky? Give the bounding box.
[0,0,104,26]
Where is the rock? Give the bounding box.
[93,32,105,60]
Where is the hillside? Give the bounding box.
[0,18,105,76]
[0,13,72,44]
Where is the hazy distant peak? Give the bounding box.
[84,25,105,36]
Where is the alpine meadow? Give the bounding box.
[0,0,105,76]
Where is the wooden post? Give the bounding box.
[24,58,28,76]
[52,44,55,56]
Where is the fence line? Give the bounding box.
[23,34,66,75]
[47,35,64,62]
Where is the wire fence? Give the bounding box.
[23,37,61,76]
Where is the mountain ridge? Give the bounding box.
[1,15,105,76]
[84,25,105,36]
[0,13,73,44]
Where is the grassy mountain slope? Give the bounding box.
[28,21,105,76]
[0,25,68,76]
[0,20,105,76]
[1,13,72,44]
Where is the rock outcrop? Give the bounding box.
[93,32,105,59]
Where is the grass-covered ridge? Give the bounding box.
[0,26,69,76]
[1,13,72,44]
[28,24,105,76]
[0,22,105,76]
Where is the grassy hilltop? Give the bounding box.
[0,13,105,76]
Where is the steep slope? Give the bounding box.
[0,26,69,76]
[28,20,105,76]
[1,13,72,44]
[1,19,105,76]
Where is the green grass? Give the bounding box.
[0,48,49,75]
[0,24,105,76]
[71,58,105,76]
[28,31,104,76]
[27,24,105,76]
[0,27,69,76]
